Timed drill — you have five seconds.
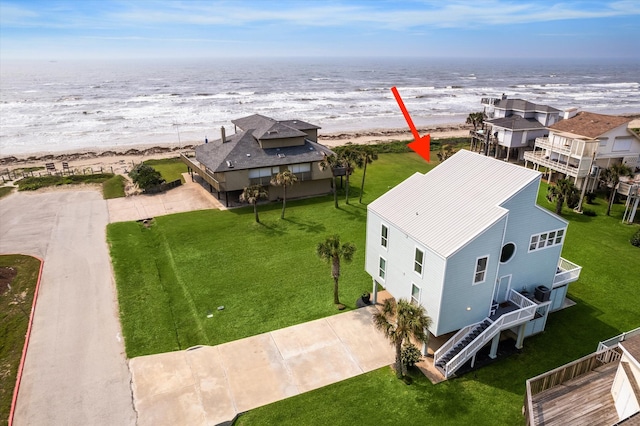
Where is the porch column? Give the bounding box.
[516,324,526,349]
[489,332,500,359]
[372,278,378,304]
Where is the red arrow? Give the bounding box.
[391,86,431,162]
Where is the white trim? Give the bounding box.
[378,256,387,281]
[473,255,489,285]
[411,283,421,305]
[380,223,389,250]
[500,242,517,263]
[528,228,565,252]
[414,247,424,277]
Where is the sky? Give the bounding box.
[1,0,639,61]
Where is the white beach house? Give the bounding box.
[365,150,582,379]
[524,110,640,192]
[471,95,562,161]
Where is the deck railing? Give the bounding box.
[554,257,582,287]
[597,326,640,352]
[180,153,223,191]
[441,290,537,378]
[523,346,622,425]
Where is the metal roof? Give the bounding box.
[369,150,542,257]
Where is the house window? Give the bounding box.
[379,257,386,280]
[381,224,388,248]
[500,243,516,263]
[411,284,420,305]
[529,229,565,252]
[474,256,489,284]
[414,248,424,275]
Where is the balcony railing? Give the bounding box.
[554,257,582,287]
[523,151,584,178]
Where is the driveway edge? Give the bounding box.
[8,255,44,426]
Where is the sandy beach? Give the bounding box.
[0,123,472,175]
[2,118,639,177]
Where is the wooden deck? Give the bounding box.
[530,361,619,425]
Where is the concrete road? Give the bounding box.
[130,306,395,425]
[0,190,136,426]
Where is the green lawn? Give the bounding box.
[0,255,41,424]
[108,153,433,357]
[143,157,188,183]
[107,150,640,425]
[235,179,640,426]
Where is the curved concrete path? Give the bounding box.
[130,306,394,425]
[0,190,136,425]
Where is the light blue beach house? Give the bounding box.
[365,150,582,379]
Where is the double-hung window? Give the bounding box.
[381,224,388,248]
[474,256,489,284]
[414,248,424,275]
[411,283,421,305]
[379,257,386,280]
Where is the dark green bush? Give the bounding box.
[631,229,640,247]
[585,192,597,204]
[129,164,164,192]
[401,343,422,369]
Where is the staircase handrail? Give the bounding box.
[444,290,537,378]
[434,323,479,362]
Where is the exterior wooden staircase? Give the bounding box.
[434,290,537,379]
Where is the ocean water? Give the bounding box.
[1,57,639,156]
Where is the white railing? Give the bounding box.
[434,323,481,363]
[523,151,582,177]
[442,290,537,378]
[554,257,582,287]
[597,326,640,352]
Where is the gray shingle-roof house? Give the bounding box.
[181,114,334,206]
[471,95,562,161]
[365,150,582,379]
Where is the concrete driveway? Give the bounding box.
[130,306,395,425]
[0,190,136,425]
[107,173,223,223]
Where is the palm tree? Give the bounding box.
[270,169,298,219]
[336,145,358,205]
[466,112,484,131]
[318,153,342,208]
[316,235,356,306]
[546,178,578,215]
[353,145,378,204]
[240,184,268,223]
[600,164,633,216]
[373,298,432,378]
[436,144,455,162]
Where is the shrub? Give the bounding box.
[401,343,422,369]
[631,229,640,248]
[582,209,597,217]
[586,192,597,204]
[129,164,164,193]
